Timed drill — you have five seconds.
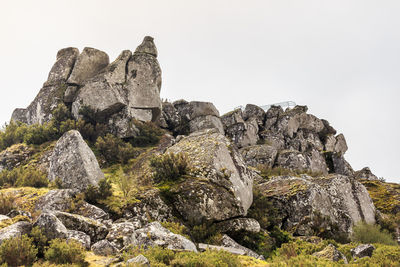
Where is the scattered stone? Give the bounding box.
[126,254,150,266]
[128,222,197,252]
[312,244,348,263]
[351,244,375,258]
[48,130,104,191]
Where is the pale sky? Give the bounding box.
[1,0,399,182]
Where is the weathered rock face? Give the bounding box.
[256,174,376,237]
[221,110,259,148]
[91,240,118,256]
[216,218,260,234]
[106,221,138,250]
[166,129,253,224]
[33,213,68,240]
[219,234,264,260]
[126,255,150,266]
[128,222,197,252]
[48,130,104,191]
[0,221,32,245]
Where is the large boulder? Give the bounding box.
[256,174,376,237]
[91,240,118,256]
[351,244,375,258]
[243,104,265,127]
[67,47,109,85]
[48,130,104,191]
[225,118,259,148]
[0,222,32,245]
[166,129,253,224]
[275,149,328,174]
[106,221,138,250]
[128,222,197,252]
[219,234,264,260]
[33,212,68,240]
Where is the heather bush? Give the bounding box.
[44,239,87,266]
[0,166,48,188]
[150,152,189,183]
[95,134,138,166]
[0,235,37,266]
[351,222,397,246]
[0,193,15,214]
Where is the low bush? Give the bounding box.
[84,178,113,205]
[129,120,164,147]
[44,239,87,266]
[351,222,397,246]
[0,235,37,266]
[29,226,48,258]
[150,152,189,183]
[95,134,138,166]
[0,166,48,188]
[0,193,15,214]
[114,167,137,198]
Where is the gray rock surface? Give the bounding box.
[67,47,109,85]
[334,134,348,155]
[166,129,253,224]
[66,230,91,249]
[239,144,278,168]
[48,130,104,191]
[225,118,259,148]
[354,167,378,181]
[221,109,244,129]
[106,221,138,250]
[91,240,119,256]
[256,174,376,237]
[243,104,265,126]
[189,115,224,134]
[0,221,32,245]
[220,234,264,260]
[351,244,375,258]
[0,144,33,171]
[128,222,197,252]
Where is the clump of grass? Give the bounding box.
[351,222,397,246]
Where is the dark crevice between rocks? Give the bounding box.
[124,54,132,83]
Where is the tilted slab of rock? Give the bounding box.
[166,129,253,224]
[256,174,376,237]
[0,221,32,245]
[351,244,375,258]
[54,211,108,243]
[67,47,109,85]
[127,222,197,252]
[220,234,264,260]
[45,47,79,86]
[48,130,104,191]
[33,212,68,240]
[91,240,119,256]
[67,230,91,250]
[106,221,139,250]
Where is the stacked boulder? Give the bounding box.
[11,36,162,138]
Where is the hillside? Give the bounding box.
[0,36,398,266]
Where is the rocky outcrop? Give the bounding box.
[166,129,253,224]
[216,218,260,233]
[67,230,91,250]
[48,130,104,191]
[0,221,32,245]
[106,221,138,250]
[256,174,376,237]
[11,37,162,139]
[239,144,278,168]
[33,213,68,240]
[128,222,197,252]
[351,244,375,258]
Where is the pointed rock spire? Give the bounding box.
[134,36,158,57]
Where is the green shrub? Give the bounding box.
[0,193,15,214]
[351,222,397,246]
[114,167,137,198]
[44,239,87,266]
[129,120,164,147]
[0,235,37,266]
[29,226,48,258]
[150,152,189,183]
[0,166,48,188]
[95,134,138,166]
[84,178,113,204]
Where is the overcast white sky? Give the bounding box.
[1,0,399,182]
